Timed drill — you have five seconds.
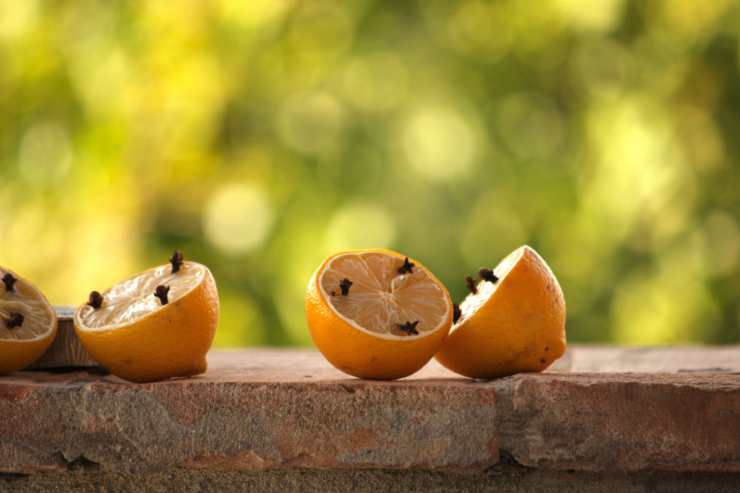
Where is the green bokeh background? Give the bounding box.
[1,1,738,346]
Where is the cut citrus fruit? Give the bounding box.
[306,249,453,380]
[0,267,57,374]
[435,245,566,379]
[74,252,219,383]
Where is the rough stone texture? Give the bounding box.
[2,469,739,493]
[0,350,497,474]
[555,345,740,373]
[1,346,739,492]
[495,373,740,473]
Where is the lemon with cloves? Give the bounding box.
[306,249,453,380]
[435,245,566,379]
[0,267,57,375]
[74,251,219,383]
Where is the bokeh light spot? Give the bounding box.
[555,0,624,32]
[204,184,274,255]
[613,246,719,344]
[582,97,687,240]
[325,202,396,251]
[217,0,290,28]
[0,0,38,40]
[402,106,477,181]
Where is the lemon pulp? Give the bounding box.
[77,262,205,330]
[0,268,55,341]
[319,252,450,339]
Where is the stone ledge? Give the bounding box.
[495,372,740,473]
[1,347,738,481]
[3,468,740,493]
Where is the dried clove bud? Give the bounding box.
[397,320,419,335]
[453,304,461,323]
[465,276,478,295]
[2,273,17,292]
[5,312,24,329]
[397,257,415,275]
[170,250,184,274]
[87,291,104,309]
[154,285,171,305]
[479,268,499,283]
[339,278,353,296]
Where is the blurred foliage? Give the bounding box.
[0,0,739,346]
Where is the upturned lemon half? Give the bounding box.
[306,249,453,380]
[74,252,219,383]
[0,267,57,374]
[435,245,566,379]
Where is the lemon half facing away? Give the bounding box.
[435,245,566,379]
[0,267,57,374]
[74,252,219,383]
[306,249,453,380]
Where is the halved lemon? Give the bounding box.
[0,267,57,374]
[435,245,566,379]
[306,249,453,380]
[74,252,219,383]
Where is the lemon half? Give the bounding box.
[74,254,219,383]
[306,249,453,380]
[0,267,57,374]
[435,245,566,379]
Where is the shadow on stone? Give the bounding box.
[53,452,100,472]
[487,449,532,478]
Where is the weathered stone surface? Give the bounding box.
[0,346,738,482]
[555,345,740,373]
[495,372,740,473]
[0,350,497,474]
[3,468,740,493]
